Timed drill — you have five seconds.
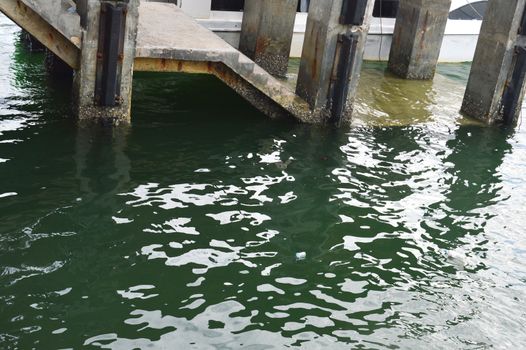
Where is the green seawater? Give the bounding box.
[1,15,526,349]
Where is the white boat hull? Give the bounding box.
[363,34,480,62]
[212,31,480,63]
[198,11,482,63]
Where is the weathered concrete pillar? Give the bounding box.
[239,0,298,77]
[462,0,526,126]
[296,0,375,123]
[73,0,139,124]
[388,0,451,80]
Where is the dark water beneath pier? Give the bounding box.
[1,15,526,349]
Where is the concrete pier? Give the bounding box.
[8,0,509,127]
[74,0,139,123]
[388,0,452,80]
[462,0,526,125]
[296,0,375,123]
[239,0,298,77]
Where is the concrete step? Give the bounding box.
[0,0,80,68]
[135,2,314,122]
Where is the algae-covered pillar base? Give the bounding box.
[388,0,451,80]
[74,0,139,124]
[239,0,298,77]
[296,0,375,123]
[45,51,73,77]
[462,0,526,126]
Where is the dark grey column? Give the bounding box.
[462,0,526,126]
[296,0,375,123]
[388,0,451,80]
[239,0,299,77]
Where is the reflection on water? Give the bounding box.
[1,14,526,349]
[355,64,454,126]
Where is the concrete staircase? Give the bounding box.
[135,2,314,122]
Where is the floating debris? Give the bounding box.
[295,252,307,261]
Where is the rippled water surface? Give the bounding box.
[1,15,526,349]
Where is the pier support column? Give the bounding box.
[74,0,139,124]
[239,0,299,77]
[296,0,375,123]
[388,0,451,80]
[462,0,526,126]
